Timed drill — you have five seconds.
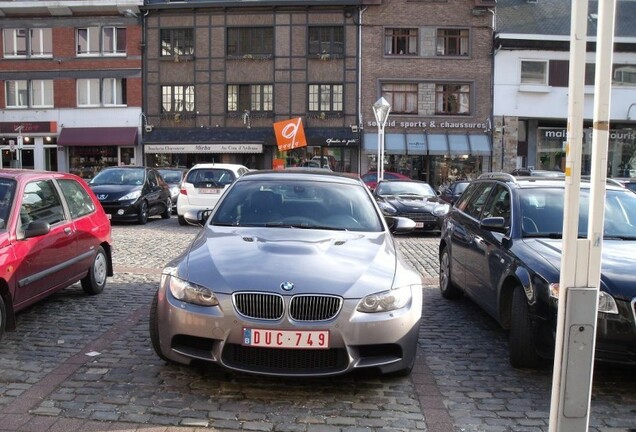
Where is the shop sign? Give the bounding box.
[273,117,307,151]
[367,120,488,130]
[326,138,357,146]
[0,121,57,134]
[145,144,263,153]
[541,128,636,141]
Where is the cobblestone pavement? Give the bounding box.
[0,217,634,432]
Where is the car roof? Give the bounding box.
[0,168,79,181]
[240,168,364,185]
[479,172,626,191]
[189,163,247,170]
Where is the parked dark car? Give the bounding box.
[510,168,565,177]
[373,179,450,233]
[89,166,172,224]
[439,172,636,368]
[360,171,410,190]
[150,169,422,376]
[0,169,113,340]
[439,180,471,205]
[157,167,187,213]
[611,177,636,193]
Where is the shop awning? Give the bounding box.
[363,133,405,154]
[58,127,138,146]
[448,134,471,156]
[406,133,427,155]
[427,134,450,156]
[468,134,492,155]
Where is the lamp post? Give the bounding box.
[372,97,391,182]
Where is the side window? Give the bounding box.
[58,179,96,219]
[455,182,481,212]
[461,182,494,219]
[20,180,66,226]
[148,170,158,187]
[481,184,511,227]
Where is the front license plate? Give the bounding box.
[415,222,424,228]
[243,328,329,349]
[199,188,220,194]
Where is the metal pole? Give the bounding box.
[377,123,382,182]
[379,123,385,181]
[549,0,616,430]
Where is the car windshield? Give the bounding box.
[211,179,384,232]
[90,168,145,186]
[187,168,236,186]
[158,170,183,183]
[375,181,436,197]
[0,178,16,230]
[520,188,636,239]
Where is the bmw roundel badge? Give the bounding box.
[280,281,294,291]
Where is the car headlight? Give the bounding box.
[357,286,411,313]
[162,273,219,307]
[549,283,618,315]
[119,190,142,201]
[377,201,397,215]
[433,204,450,216]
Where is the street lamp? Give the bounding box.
[372,97,391,181]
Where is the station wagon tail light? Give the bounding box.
[549,283,618,314]
[180,187,188,195]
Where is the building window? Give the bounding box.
[381,83,418,114]
[308,26,344,57]
[521,60,548,85]
[227,84,273,112]
[435,83,470,115]
[436,28,469,56]
[613,65,636,86]
[308,84,343,112]
[160,28,194,57]
[77,79,101,106]
[103,27,127,55]
[161,85,195,112]
[30,80,54,107]
[103,78,127,105]
[3,28,52,57]
[384,28,418,55]
[77,26,126,56]
[5,80,28,108]
[227,27,274,56]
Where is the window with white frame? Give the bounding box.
[5,80,28,107]
[308,84,343,112]
[381,83,418,114]
[30,80,54,107]
[103,79,127,105]
[161,85,195,112]
[521,60,548,85]
[3,28,52,57]
[435,83,470,115]
[102,27,127,55]
[227,84,273,112]
[384,28,418,55]
[77,79,100,106]
[77,27,101,55]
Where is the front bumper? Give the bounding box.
[154,286,422,376]
[98,200,141,221]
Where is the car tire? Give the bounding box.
[81,246,108,295]
[138,200,149,225]
[161,198,171,219]
[149,291,170,362]
[0,295,6,341]
[439,247,462,300]
[177,215,187,226]
[509,286,542,369]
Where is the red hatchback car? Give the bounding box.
[0,169,113,340]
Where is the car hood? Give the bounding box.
[382,195,443,212]
[89,184,141,200]
[522,238,636,299]
[178,227,399,298]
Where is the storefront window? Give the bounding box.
[69,146,118,180]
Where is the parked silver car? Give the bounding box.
[150,169,423,376]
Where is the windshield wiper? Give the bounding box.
[603,235,636,240]
[264,222,343,230]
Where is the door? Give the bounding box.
[119,146,136,166]
[13,179,78,307]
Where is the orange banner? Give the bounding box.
[273,117,307,151]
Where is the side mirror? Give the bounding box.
[184,209,212,226]
[386,216,416,234]
[480,216,507,233]
[23,221,51,239]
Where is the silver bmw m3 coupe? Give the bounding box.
[150,169,423,377]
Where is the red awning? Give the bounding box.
[58,127,138,146]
